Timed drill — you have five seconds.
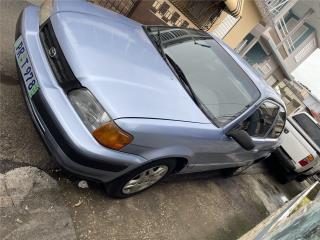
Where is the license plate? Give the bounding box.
[14,35,39,98]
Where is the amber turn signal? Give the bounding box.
[92,121,133,150]
[306,154,314,161]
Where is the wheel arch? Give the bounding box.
[169,157,189,173]
[139,156,189,174]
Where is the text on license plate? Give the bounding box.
[14,35,39,98]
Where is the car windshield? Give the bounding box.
[145,26,260,126]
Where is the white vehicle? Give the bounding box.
[274,112,320,182]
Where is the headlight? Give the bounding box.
[69,89,110,132]
[39,0,53,25]
[69,89,133,150]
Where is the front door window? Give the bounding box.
[238,101,286,139]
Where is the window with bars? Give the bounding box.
[159,2,170,16]
[170,12,180,24]
[264,0,289,17]
[211,14,239,39]
[90,0,135,16]
[151,1,161,13]
[180,20,189,28]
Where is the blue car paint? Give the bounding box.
[16,0,284,182]
[51,11,210,123]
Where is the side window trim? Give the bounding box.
[264,100,286,139]
[247,99,283,139]
[264,105,280,138]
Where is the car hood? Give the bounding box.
[50,11,210,124]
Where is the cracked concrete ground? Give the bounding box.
[0,1,308,240]
[0,167,76,240]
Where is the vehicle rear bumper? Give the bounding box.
[302,158,320,176]
[274,147,319,176]
[15,5,146,183]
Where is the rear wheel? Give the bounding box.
[105,159,176,198]
[278,172,297,184]
[296,174,309,182]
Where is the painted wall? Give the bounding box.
[218,0,262,49]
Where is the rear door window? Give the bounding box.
[292,113,320,147]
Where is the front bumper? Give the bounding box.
[15,6,146,183]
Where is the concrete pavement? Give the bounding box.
[0,0,56,172]
[55,168,305,240]
[0,167,76,240]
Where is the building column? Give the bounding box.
[262,29,294,81]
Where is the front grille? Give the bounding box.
[40,20,81,92]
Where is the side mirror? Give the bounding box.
[227,129,255,151]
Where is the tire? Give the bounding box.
[105,159,177,198]
[296,174,309,182]
[278,172,297,184]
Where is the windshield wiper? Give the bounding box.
[191,34,211,48]
[147,28,209,114]
[194,39,211,48]
[153,27,165,58]
[212,104,251,121]
[164,54,202,107]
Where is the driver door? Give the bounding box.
[229,100,286,162]
[189,100,286,172]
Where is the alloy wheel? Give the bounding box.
[122,165,169,194]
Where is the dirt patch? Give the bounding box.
[0,71,19,86]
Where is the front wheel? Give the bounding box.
[105,159,176,198]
